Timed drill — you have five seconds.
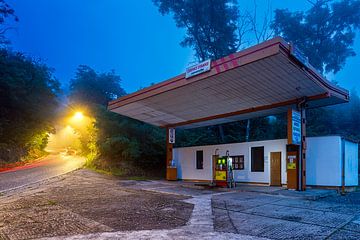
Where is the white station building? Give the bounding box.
[174,136,358,188]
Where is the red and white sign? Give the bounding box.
[185,60,211,78]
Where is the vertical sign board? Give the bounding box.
[291,110,301,145]
[185,60,211,79]
[287,109,302,190]
[169,128,175,144]
[288,108,301,145]
[166,128,177,180]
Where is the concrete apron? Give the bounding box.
[40,192,268,240]
[183,194,214,232]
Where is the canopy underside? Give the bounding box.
[109,37,348,129]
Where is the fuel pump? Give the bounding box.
[214,155,227,187]
[227,151,235,188]
[213,150,236,188]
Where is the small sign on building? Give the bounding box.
[169,128,175,144]
[287,155,297,170]
[185,59,211,78]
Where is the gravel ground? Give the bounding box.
[0,169,193,240]
[2,168,360,240]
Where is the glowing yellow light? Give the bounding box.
[73,112,84,121]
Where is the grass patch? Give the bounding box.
[47,200,57,206]
[127,176,157,181]
[85,164,162,180]
[85,164,125,177]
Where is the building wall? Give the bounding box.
[173,136,358,187]
[345,140,358,186]
[174,139,287,184]
[306,136,342,186]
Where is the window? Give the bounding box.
[232,155,245,170]
[251,147,264,172]
[196,150,203,169]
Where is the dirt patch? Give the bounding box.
[0,169,193,240]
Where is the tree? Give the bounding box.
[272,0,360,74]
[68,66,165,176]
[69,65,126,106]
[84,105,166,176]
[153,0,239,61]
[0,49,60,162]
[0,0,18,46]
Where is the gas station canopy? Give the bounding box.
[108,37,349,129]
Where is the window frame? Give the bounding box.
[196,150,204,170]
[251,146,265,172]
[231,155,245,170]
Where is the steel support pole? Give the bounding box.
[298,103,307,191]
[165,127,173,179]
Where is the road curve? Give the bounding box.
[0,153,85,192]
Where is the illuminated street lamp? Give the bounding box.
[73,112,84,121]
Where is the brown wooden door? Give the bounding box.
[270,152,281,186]
[286,150,299,190]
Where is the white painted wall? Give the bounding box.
[306,136,342,186]
[345,140,358,186]
[173,136,358,187]
[174,139,287,184]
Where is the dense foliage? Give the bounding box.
[307,90,360,141]
[272,0,360,74]
[69,65,125,106]
[68,66,165,176]
[0,49,60,163]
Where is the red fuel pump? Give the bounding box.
[213,151,235,188]
[214,156,227,187]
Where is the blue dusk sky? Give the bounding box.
[7,0,360,94]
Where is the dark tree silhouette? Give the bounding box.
[0,50,60,162]
[0,0,18,46]
[272,0,360,74]
[69,65,126,106]
[153,0,239,61]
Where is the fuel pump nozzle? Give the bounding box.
[226,150,236,188]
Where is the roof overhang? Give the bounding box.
[108,37,349,129]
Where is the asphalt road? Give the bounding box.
[0,153,85,192]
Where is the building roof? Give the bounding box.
[108,37,349,129]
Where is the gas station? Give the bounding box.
[108,37,357,191]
